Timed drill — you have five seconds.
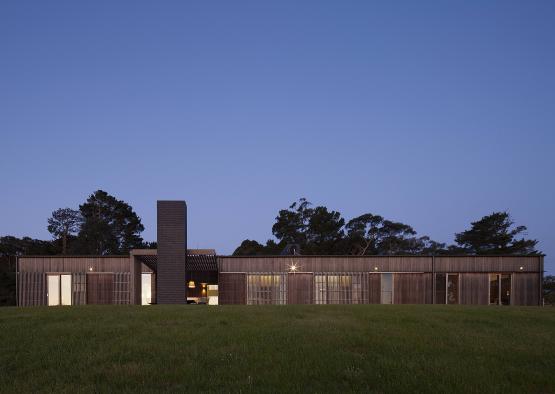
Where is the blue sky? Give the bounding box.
[1,1,554,272]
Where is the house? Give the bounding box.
[16,201,544,306]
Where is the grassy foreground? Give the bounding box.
[0,305,554,393]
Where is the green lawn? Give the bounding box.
[0,305,554,393]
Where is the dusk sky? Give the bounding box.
[1,2,554,273]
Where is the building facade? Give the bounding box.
[16,201,544,307]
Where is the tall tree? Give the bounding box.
[272,198,313,245]
[47,208,82,254]
[232,239,285,256]
[454,212,538,255]
[345,214,385,255]
[76,190,144,255]
[304,206,345,254]
[345,214,443,255]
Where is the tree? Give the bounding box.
[0,236,60,256]
[47,208,82,254]
[345,214,444,255]
[75,190,145,255]
[232,239,285,256]
[304,206,345,254]
[454,212,538,255]
[345,214,384,255]
[272,198,313,245]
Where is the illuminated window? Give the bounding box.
[247,274,286,304]
[314,273,366,304]
[47,274,72,306]
[207,285,218,305]
[141,273,152,305]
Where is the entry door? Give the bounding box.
[87,273,114,304]
[287,273,313,304]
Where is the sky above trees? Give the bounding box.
[1,2,554,272]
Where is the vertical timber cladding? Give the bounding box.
[157,201,187,304]
[86,273,114,304]
[393,273,433,304]
[287,273,314,304]
[219,273,246,304]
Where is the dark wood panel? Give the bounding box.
[460,273,489,305]
[18,256,130,273]
[393,273,432,304]
[86,273,114,304]
[218,256,433,273]
[219,273,246,304]
[512,273,540,306]
[368,274,381,304]
[434,256,541,273]
[18,272,46,306]
[287,273,313,304]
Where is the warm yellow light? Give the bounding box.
[89,267,93,272]
[289,264,298,272]
[519,266,524,270]
[188,280,196,288]
[374,266,379,271]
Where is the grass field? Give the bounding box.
[0,305,554,393]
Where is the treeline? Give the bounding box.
[0,190,153,257]
[233,198,539,256]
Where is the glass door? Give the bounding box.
[48,274,72,306]
[47,275,60,306]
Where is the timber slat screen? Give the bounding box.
[86,273,114,304]
[18,272,46,306]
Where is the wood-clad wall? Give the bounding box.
[512,273,540,306]
[18,256,131,273]
[17,272,46,306]
[368,274,381,304]
[434,256,540,273]
[393,273,433,304]
[287,273,314,304]
[219,255,541,274]
[459,274,489,305]
[86,273,114,304]
[219,273,246,304]
[219,256,432,273]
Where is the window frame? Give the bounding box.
[489,273,512,306]
[46,273,72,306]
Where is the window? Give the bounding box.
[47,274,72,306]
[490,274,511,305]
[447,274,459,304]
[435,273,446,304]
[207,284,218,305]
[489,274,499,305]
[141,273,152,305]
[314,274,366,304]
[247,274,286,304]
[435,274,459,304]
[380,273,393,304]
